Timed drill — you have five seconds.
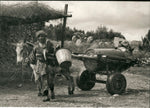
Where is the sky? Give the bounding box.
[1,1,150,41]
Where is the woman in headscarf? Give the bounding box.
[26,30,57,101]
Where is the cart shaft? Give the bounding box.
[90,80,106,84]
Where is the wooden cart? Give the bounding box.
[72,48,137,95]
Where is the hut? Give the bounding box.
[0,2,71,45]
[0,2,71,80]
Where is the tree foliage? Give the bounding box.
[45,24,125,41]
[139,29,150,52]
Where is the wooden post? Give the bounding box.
[61,4,68,48]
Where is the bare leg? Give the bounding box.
[43,65,55,102]
[41,74,48,96]
[61,68,75,95]
[36,77,42,96]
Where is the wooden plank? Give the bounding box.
[61,4,68,48]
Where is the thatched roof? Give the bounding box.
[0,3,67,25]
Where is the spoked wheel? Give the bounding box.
[76,70,96,91]
[106,73,126,95]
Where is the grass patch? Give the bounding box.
[126,66,150,77]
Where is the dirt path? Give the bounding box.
[0,72,149,107]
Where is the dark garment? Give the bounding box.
[29,40,56,65]
[27,39,56,77]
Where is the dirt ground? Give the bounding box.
[0,69,149,107]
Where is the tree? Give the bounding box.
[95,26,108,39]
[86,31,95,37]
[44,24,125,42]
[146,30,150,41]
[139,30,150,52]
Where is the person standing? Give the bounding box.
[26,30,56,98]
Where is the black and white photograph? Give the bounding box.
[0,1,150,107]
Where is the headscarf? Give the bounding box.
[36,30,47,38]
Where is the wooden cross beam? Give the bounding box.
[61,4,72,48]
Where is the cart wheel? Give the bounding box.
[76,70,96,91]
[106,73,126,95]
